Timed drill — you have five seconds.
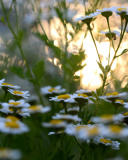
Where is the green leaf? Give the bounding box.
[0,16,5,23]
[10,66,25,79]
[115,49,128,58]
[97,61,105,73]
[89,97,96,103]
[92,91,98,98]
[32,60,45,81]
[105,65,110,72]
[100,74,103,80]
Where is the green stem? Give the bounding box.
[88,24,101,63]
[108,40,111,65]
[110,20,128,69]
[1,1,43,104]
[63,102,67,114]
[14,0,19,32]
[106,17,115,51]
[3,91,8,101]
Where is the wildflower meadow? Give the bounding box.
[1,0,128,160]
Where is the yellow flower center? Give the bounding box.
[115,99,124,104]
[117,8,127,11]
[106,92,119,96]
[48,88,58,92]
[9,108,13,112]
[100,138,112,144]
[29,105,41,111]
[57,95,70,99]
[50,119,63,124]
[110,125,122,133]
[123,112,128,116]
[101,114,113,120]
[9,102,21,106]
[76,125,88,131]
[87,120,91,124]
[78,94,88,97]
[2,83,13,86]
[88,127,98,135]
[13,91,23,95]
[6,116,19,122]
[5,121,19,128]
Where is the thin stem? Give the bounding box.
[121,17,123,36]
[106,17,115,51]
[1,1,43,104]
[14,0,19,32]
[63,102,67,114]
[9,0,14,14]
[88,24,101,63]
[110,20,128,69]
[108,40,111,65]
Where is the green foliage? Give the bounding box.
[32,60,45,82]
[10,66,25,79]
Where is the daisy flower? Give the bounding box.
[96,7,117,17]
[8,89,30,99]
[0,120,29,134]
[42,119,68,128]
[93,136,120,150]
[99,92,127,103]
[52,113,82,123]
[72,93,90,104]
[91,114,124,124]
[49,94,76,103]
[65,124,107,140]
[76,89,93,96]
[0,79,20,90]
[41,85,66,95]
[21,105,51,114]
[100,30,120,40]
[0,105,30,118]
[74,12,99,24]
[115,6,127,15]
[60,106,79,115]
[1,99,30,109]
[106,124,128,139]
[0,148,21,160]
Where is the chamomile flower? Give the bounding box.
[72,93,90,104]
[0,148,22,160]
[99,92,127,103]
[0,105,30,118]
[21,105,51,114]
[49,94,76,103]
[100,30,120,40]
[74,12,99,24]
[52,113,82,123]
[107,124,128,138]
[0,79,20,90]
[42,119,67,128]
[0,120,29,134]
[8,89,30,99]
[96,7,116,17]
[1,99,30,109]
[115,6,127,15]
[41,85,66,95]
[76,89,93,96]
[60,106,79,115]
[65,124,107,140]
[93,136,120,150]
[91,114,124,124]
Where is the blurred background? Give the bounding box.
[0,0,128,95]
